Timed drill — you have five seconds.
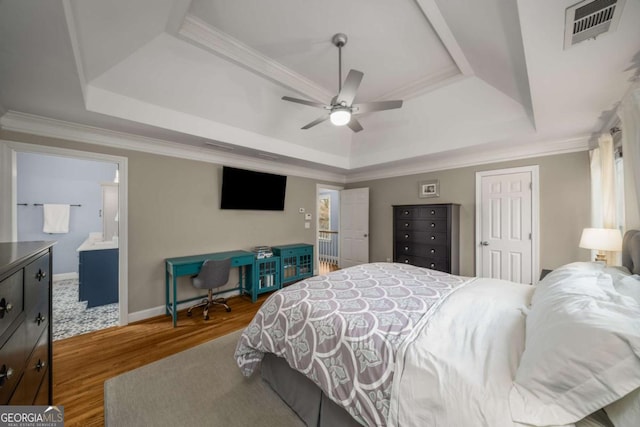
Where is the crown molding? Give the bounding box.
[179,14,333,103]
[375,69,465,101]
[0,111,591,186]
[345,135,590,183]
[0,111,347,183]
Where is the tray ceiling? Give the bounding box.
[1,0,638,179]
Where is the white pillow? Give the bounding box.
[555,261,606,272]
[509,267,640,426]
[606,387,640,427]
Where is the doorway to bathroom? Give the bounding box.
[18,152,119,339]
[1,141,129,340]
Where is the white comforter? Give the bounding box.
[389,277,535,427]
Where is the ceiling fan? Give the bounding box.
[281,33,403,133]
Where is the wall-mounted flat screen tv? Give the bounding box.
[220,166,287,211]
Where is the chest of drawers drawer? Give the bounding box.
[0,323,27,404]
[396,231,447,245]
[9,329,48,405]
[395,256,449,272]
[0,271,24,338]
[25,254,50,313]
[395,206,448,219]
[396,219,447,232]
[395,243,449,260]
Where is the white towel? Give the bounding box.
[43,204,70,233]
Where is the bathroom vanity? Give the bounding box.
[77,234,118,308]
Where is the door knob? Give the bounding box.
[480,241,489,246]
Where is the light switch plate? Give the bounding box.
[304,213,312,220]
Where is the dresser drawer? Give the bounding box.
[396,231,447,245]
[417,206,448,218]
[9,329,48,405]
[24,253,50,313]
[395,243,449,260]
[395,207,418,219]
[0,324,27,404]
[25,302,48,353]
[396,219,447,232]
[395,256,449,272]
[0,271,24,339]
[396,206,448,218]
[32,368,49,405]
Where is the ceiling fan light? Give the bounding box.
[330,109,351,126]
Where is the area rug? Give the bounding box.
[104,330,304,427]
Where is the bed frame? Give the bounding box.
[261,229,640,426]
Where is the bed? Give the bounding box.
[235,229,640,427]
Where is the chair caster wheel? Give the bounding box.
[187,311,192,317]
[204,315,209,320]
[226,307,231,312]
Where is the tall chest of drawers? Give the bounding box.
[393,204,460,274]
[0,241,54,405]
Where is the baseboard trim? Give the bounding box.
[127,289,241,323]
[52,272,79,281]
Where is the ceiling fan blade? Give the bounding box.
[337,69,364,105]
[301,115,329,130]
[282,96,327,109]
[346,117,363,133]
[353,100,403,115]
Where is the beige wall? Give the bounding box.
[1,130,333,313]
[348,151,592,277]
[1,129,593,312]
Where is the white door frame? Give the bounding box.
[475,165,540,284]
[0,140,129,325]
[315,183,343,274]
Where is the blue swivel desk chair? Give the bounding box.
[187,258,232,320]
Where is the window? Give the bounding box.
[319,195,330,232]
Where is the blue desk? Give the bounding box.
[165,250,255,327]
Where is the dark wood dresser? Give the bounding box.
[393,204,460,274]
[0,241,54,405]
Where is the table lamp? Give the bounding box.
[579,227,623,263]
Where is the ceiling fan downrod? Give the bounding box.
[332,33,348,94]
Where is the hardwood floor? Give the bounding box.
[318,261,340,275]
[53,294,268,427]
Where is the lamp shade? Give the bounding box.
[579,228,623,251]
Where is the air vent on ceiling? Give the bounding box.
[564,0,626,49]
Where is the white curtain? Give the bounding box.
[589,134,620,264]
[589,148,603,231]
[598,134,620,264]
[618,85,640,230]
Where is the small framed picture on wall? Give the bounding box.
[418,179,439,198]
